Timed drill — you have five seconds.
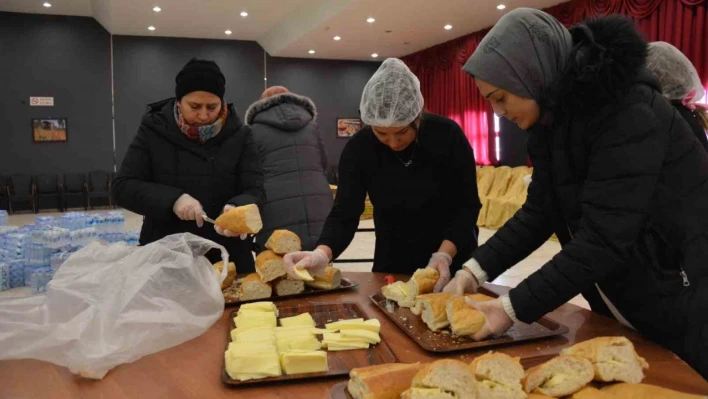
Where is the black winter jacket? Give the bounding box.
[113,98,265,272]
[245,93,333,251]
[473,17,708,367]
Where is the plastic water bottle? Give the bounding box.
[0,210,8,226]
[0,262,9,291]
[9,259,25,288]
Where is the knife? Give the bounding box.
[201,213,216,224]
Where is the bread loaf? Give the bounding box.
[347,363,426,399]
[238,273,272,301]
[275,278,305,296]
[305,266,341,290]
[523,355,594,397]
[213,260,237,290]
[570,387,617,399]
[407,359,477,399]
[602,383,707,399]
[445,295,491,336]
[561,336,648,384]
[469,352,525,399]
[265,230,301,254]
[419,293,453,332]
[381,268,439,308]
[215,204,262,234]
[256,250,286,283]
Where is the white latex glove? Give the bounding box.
[442,268,480,295]
[214,204,248,240]
[284,249,329,279]
[426,252,453,292]
[465,296,514,341]
[173,194,204,228]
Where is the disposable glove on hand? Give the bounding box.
[284,248,329,279]
[426,252,453,292]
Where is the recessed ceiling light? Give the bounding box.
[367,17,375,23]
[333,36,341,41]
[444,24,453,30]
[43,2,51,7]
[308,50,316,54]
[225,30,232,35]
[371,53,379,58]
[240,11,248,17]
[148,26,156,31]
[153,6,161,12]
[497,4,506,10]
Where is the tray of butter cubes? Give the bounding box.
[222,301,397,386]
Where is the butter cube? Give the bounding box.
[276,336,323,353]
[239,301,278,316]
[292,267,314,281]
[326,319,380,333]
[324,318,364,331]
[279,350,329,374]
[224,346,281,381]
[340,329,380,344]
[326,341,370,351]
[280,313,315,327]
[234,312,277,330]
[230,327,275,342]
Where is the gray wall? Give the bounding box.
[265,56,380,167]
[0,12,113,176]
[112,36,265,166]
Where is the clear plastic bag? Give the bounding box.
[0,233,228,379]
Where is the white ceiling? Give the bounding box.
[0,0,568,61]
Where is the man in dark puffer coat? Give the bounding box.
[245,87,333,251]
[455,11,708,378]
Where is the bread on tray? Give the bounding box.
[561,336,648,384]
[419,293,453,332]
[238,273,272,301]
[305,266,341,290]
[601,383,707,399]
[274,278,305,296]
[265,230,301,254]
[256,250,286,283]
[403,359,477,399]
[215,204,262,234]
[347,363,425,399]
[382,268,439,308]
[445,294,493,336]
[523,355,594,397]
[470,352,525,399]
[213,260,237,290]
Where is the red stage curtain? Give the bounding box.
[402,0,708,165]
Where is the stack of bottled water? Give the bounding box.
[35,216,58,227]
[0,262,9,291]
[0,210,8,226]
[50,251,72,272]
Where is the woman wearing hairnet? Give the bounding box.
[646,42,708,152]
[283,58,481,291]
[444,9,708,378]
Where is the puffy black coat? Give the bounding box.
[473,17,708,377]
[245,93,333,251]
[673,103,708,152]
[113,98,265,273]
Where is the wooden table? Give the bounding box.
[1,272,706,398]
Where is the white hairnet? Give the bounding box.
[646,42,705,102]
[360,58,424,127]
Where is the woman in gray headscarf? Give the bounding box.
[443,8,708,378]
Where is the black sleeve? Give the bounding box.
[442,123,482,250]
[675,104,708,152]
[227,128,266,209]
[509,104,668,323]
[314,122,329,172]
[316,139,368,258]
[112,126,184,220]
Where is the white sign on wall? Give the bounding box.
[29,97,54,106]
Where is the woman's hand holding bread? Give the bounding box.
[214,205,248,240]
[425,252,453,292]
[284,247,330,280]
[443,268,480,295]
[465,296,514,341]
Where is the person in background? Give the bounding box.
[283,58,481,291]
[113,58,265,273]
[646,41,708,152]
[245,86,333,251]
[444,9,708,378]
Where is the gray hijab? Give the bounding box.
[462,8,573,101]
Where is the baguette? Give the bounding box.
[212,260,237,290]
[265,230,301,254]
[255,250,286,283]
[409,359,477,399]
[469,352,525,399]
[214,204,262,234]
[445,294,492,336]
[238,273,272,301]
[561,336,648,384]
[523,355,594,397]
[419,293,453,332]
[571,387,617,399]
[401,268,439,307]
[602,383,708,399]
[274,278,305,296]
[347,363,425,399]
[305,266,341,290]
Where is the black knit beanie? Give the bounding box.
[175,58,226,100]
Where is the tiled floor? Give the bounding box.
[2,208,589,309]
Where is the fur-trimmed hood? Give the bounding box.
[245,92,317,131]
[540,15,656,122]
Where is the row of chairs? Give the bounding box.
[0,171,115,214]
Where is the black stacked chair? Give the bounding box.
[62,173,88,211]
[35,174,62,212]
[0,175,8,211]
[7,175,36,214]
[87,170,112,209]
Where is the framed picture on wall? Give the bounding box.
[336,117,362,138]
[32,117,68,143]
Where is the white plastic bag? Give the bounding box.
[0,233,228,379]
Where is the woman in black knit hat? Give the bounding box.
[113,58,265,272]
